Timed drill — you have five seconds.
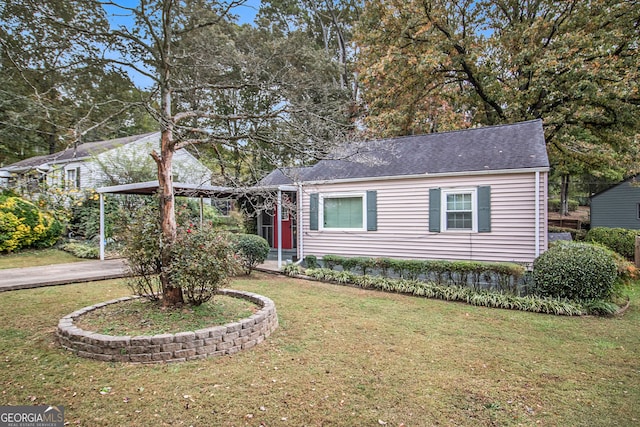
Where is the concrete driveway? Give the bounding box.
[0,259,128,292]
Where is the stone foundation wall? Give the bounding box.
[57,289,278,363]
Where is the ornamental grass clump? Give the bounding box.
[532,241,617,301]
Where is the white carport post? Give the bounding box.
[99,193,105,261]
[297,183,303,262]
[277,188,283,269]
[199,196,204,227]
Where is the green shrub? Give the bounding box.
[318,254,525,294]
[532,242,617,301]
[119,204,241,305]
[304,255,318,269]
[585,227,640,260]
[119,205,163,300]
[282,263,303,276]
[67,190,120,241]
[60,241,99,259]
[304,268,591,316]
[0,195,61,252]
[322,254,342,270]
[170,227,241,305]
[232,234,270,275]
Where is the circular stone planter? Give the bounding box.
[57,289,278,364]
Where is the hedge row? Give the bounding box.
[300,268,618,316]
[585,227,640,260]
[316,254,526,295]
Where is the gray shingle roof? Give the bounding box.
[2,132,160,172]
[260,120,548,185]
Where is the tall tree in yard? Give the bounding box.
[83,0,354,306]
[2,0,355,306]
[356,0,640,214]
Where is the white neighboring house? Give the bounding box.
[0,132,213,192]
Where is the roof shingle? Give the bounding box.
[259,120,548,185]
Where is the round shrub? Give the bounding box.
[585,227,640,260]
[170,227,241,305]
[232,234,270,275]
[0,195,62,252]
[119,205,241,305]
[532,242,617,301]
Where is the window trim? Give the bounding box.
[319,192,367,231]
[441,187,478,232]
[66,168,79,189]
[637,202,640,220]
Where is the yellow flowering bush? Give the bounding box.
[0,195,62,252]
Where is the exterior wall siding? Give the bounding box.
[591,179,640,230]
[45,137,212,190]
[300,171,547,265]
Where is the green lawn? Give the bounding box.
[0,248,85,269]
[0,273,638,426]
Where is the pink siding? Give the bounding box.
[300,171,548,265]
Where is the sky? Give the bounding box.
[102,0,262,88]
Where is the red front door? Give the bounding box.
[273,206,293,249]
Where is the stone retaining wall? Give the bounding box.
[57,289,278,363]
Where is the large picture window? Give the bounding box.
[309,191,377,231]
[322,194,364,229]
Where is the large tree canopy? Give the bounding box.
[0,0,156,164]
[1,0,358,306]
[356,0,640,209]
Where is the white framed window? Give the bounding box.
[320,192,366,230]
[66,168,80,189]
[442,188,477,232]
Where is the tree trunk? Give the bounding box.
[155,3,182,307]
[560,174,570,217]
[156,128,182,307]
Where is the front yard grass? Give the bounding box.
[0,273,638,426]
[0,248,84,269]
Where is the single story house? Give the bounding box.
[590,175,640,230]
[258,120,550,265]
[0,132,213,192]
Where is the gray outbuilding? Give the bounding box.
[590,175,640,230]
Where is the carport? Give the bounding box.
[96,180,299,268]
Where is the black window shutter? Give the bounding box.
[366,190,377,231]
[429,188,441,232]
[478,186,491,232]
[309,193,319,230]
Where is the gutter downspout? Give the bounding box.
[535,171,540,258]
[99,194,105,261]
[277,189,282,269]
